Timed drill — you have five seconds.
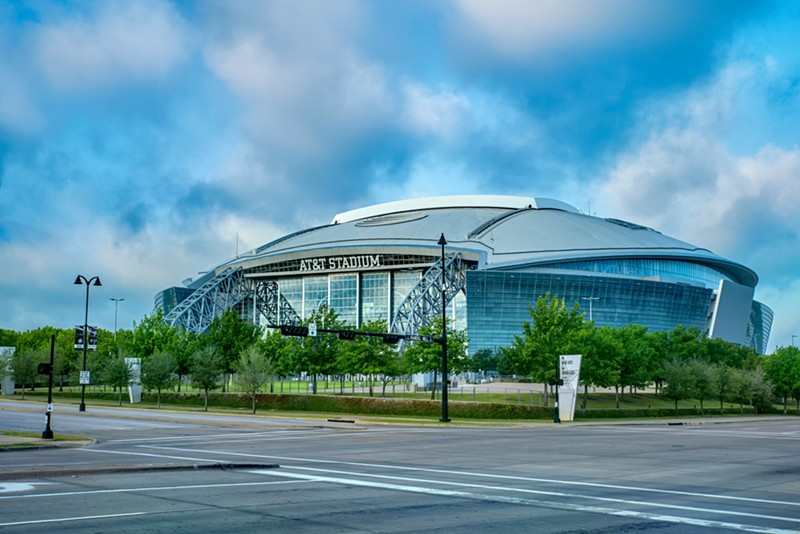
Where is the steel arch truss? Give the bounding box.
[390,252,466,346]
[254,280,301,327]
[165,268,250,333]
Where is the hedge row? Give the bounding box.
[22,390,765,419]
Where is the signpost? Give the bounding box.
[41,335,55,439]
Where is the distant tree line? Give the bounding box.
[2,294,799,414]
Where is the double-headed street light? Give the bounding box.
[75,275,102,412]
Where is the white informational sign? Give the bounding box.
[308,322,318,337]
[1,347,14,396]
[558,354,582,422]
[46,403,54,413]
[79,370,91,385]
[125,358,142,403]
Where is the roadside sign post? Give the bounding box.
[41,335,55,439]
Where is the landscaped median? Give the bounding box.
[21,390,764,420]
[0,431,93,451]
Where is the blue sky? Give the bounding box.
[1,0,798,350]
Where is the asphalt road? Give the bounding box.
[1,400,799,533]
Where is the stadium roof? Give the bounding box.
[202,195,758,288]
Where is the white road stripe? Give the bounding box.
[256,470,799,534]
[276,465,800,525]
[137,445,800,508]
[0,479,307,500]
[0,512,148,526]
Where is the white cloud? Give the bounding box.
[400,82,470,141]
[451,0,679,60]
[32,0,190,92]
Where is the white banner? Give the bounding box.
[558,354,582,422]
[125,358,142,403]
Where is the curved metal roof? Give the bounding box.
[215,195,758,288]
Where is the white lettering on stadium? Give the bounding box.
[299,255,381,272]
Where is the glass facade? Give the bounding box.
[746,300,774,354]
[330,274,358,325]
[544,259,731,289]
[466,271,713,354]
[360,273,390,324]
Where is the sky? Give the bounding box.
[1,0,798,350]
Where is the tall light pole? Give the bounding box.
[581,296,599,322]
[110,298,124,340]
[438,233,450,423]
[793,335,797,348]
[75,275,101,412]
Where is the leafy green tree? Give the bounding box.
[0,328,18,348]
[337,320,396,397]
[204,308,262,390]
[763,346,800,413]
[236,345,275,414]
[730,367,773,414]
[259,329,293,389]
[661,357,695,411]
[711,363,734,411]
[190,346,222,411]
[607,324,655,406]
[471,348,499,374]
[575,326,621,409]
[125,309,178,360]
[289,304,343,394]
[689,358,715,415]
[141,350,177,408]
[509,294,585,388]
[102,354,134,406]
[166,328,197,392]
[11,348,42,398]
[403,317,467,400]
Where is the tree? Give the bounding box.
[471,348,499,374]
[141,350,176,408]
[764,346,800,414]
[689,359,715,415]
[190,346,222,411]
[730,367,773,414]
[125,309,178,360]
[167,328,197,392]
[661,357,695,411]
[288,304,343,394]
[711,363,734,411]
[575,326,621,409]
[102,354,134,406]
[236,345,275,414]
[403,317,467,400]
[508,294,585,389]
[337,320,397,397]
[204,308,262,390]
[12,348,44,398]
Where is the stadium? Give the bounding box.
[156,195,773,355]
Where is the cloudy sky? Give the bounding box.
[1,0,798,349]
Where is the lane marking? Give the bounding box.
[0,512,148,526]
[0,479,307,500]
[257,470,799,534]
[138,445,800,508]
[272,465,800,526]
[0,482,54,493]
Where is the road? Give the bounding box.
[1,400,799,533]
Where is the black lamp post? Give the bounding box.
[438,233,450,423]
[75,275,101,412]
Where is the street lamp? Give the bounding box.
[438,233,450,423]
[75,275,101,412]
[792,335,797,348]
[581,296,599,322]
[110,298,124,340]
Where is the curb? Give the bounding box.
[1,462,280,481]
